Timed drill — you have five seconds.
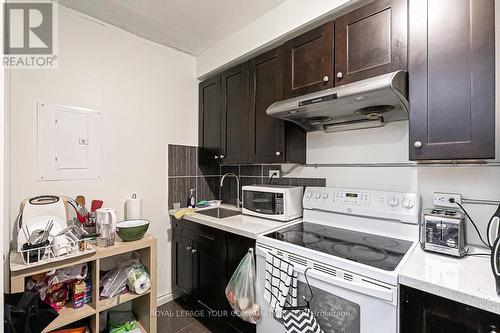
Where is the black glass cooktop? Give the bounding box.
[264,222,413,271]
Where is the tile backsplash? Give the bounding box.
[167,144,326,209]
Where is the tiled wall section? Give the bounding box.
[168,144,326,209]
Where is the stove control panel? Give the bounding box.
[303,187,421,224]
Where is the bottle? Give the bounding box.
[187,189,196,208]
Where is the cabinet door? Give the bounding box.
[192,240,225,312]
[400,286,500,333]
[334,0,407,85]
[249,47,286,163]
[283,21,334,98]
[409,0,495,160]
[173,232,193,295]
[220,63,250,164]
[199,76,221,164]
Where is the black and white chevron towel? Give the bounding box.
[282,308,324,333]
[263,252,297,318]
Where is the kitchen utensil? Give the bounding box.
[90,200,103,212]
[95,208,117,247]
[116,219,149,241]
[17,215,65,251]
[491,236,500,296]
[76,195,86,207]
[420,208,467,257]
[487,203,500,248]
[52,234,72,256]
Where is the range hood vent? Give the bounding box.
[266,71,409,132]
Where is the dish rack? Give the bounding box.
[19,226,95,266]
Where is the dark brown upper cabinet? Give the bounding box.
[249,47,306,164]
[409,0,495,160]
[220,63,250,164]
[249,48,286,163]
[334,0,407,85]
[283,21,334,98]
[198,76,221,164]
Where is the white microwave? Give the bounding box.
[242,185,303,222]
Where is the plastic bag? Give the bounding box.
[225,249,260,323]
[126,264,151,295]
[100,254,141,298]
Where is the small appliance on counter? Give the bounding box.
[420,208,467,257]
[242,185,303,222]
[488,202,500,295]
[95,208,117,247]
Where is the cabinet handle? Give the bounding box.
[214,155,219,160]
[275,151,281,156]
[414,141,423,149]
[336,72,343,80]
[191,248,197,254]
[322,75,329,82]
[220,154,225,159]
[186,246,192,252]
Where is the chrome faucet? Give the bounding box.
[220,173,241,208]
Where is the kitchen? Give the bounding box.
[2,0,500,333]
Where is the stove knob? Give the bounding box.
[305,191,312,199]
[402,198,414,209]
[322,193,329,199]
[388,197,399,208]
[314,192,321,199]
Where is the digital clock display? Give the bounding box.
[346,193,358,198]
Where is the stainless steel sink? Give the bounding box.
[197,207,241,219]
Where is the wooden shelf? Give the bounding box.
[10,235,157,333]
[42,303,96,333]
[98,291,150,312]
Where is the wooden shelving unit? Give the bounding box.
[10,235,157,333]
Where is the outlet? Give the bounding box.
[269,170,281,178]
[433,192,462,208]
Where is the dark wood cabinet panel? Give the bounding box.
[409,0,495,160]
[171,217,256,332]
[220,63,250,164]
[173,232,193,295]
[400,286,500,333]
[334,0,407,85]
[249,47,286,163]
[283,21,334,98]
[199,76,221,164]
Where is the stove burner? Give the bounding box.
[445,210,457,216]
[332,242,389,262]
[278,231,323,245]
[431,209,443,214]
[362,235,399,248]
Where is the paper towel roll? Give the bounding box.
[133,274,151,294]
[126,194,142,219]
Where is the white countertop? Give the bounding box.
[400,246,500,314]
[168,204,300,239]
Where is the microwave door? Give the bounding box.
[244,191,277,215]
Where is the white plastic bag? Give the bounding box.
[225,249,260,323]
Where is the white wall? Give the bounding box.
[196,0,356,79]
[7,6,198,302]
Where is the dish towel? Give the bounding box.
[263,252,297,318]
[283,308,324,333]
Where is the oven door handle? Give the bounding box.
[293,263,395,303]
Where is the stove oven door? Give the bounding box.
[256,245,399,333]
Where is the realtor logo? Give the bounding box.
[3,1,58,68]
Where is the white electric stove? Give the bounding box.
[256,187,421,333]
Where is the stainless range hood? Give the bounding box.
[266,71,409,132]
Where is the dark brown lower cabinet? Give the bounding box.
[171,217,256,333]
[400,285,500,333]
